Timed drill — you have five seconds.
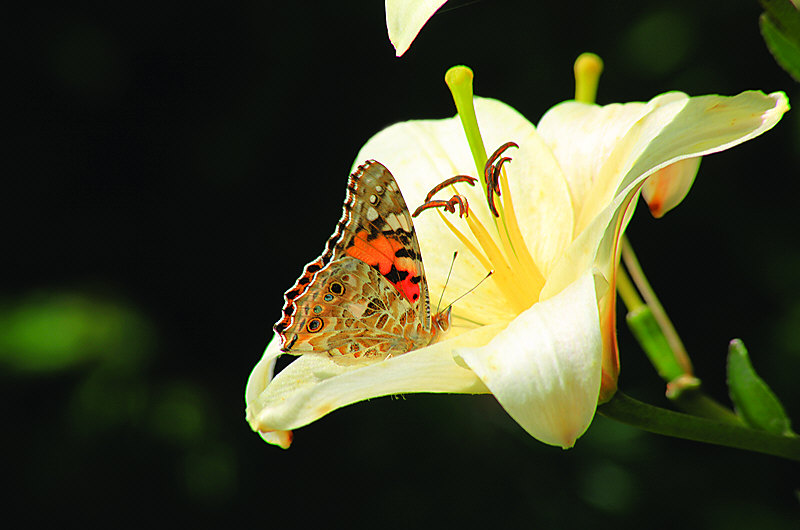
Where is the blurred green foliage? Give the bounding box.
[760,0,800,81]
[0,292,151,373]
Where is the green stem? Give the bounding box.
[615,263,645,311]
[669,388,745,426]
[598,391,800,461]
[620,236,692,374]
[619,237,741,422]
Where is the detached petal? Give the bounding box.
[455,270,604,448]
[247,325,500,434]
[385,0,448,56]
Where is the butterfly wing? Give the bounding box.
[278,257,423,358]
[275,161,434,356]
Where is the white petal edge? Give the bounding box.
[385,0,448,56]
[455,270,604,448]
[245,335,293,448]
[619,91,789,199]
[247,324,501,433]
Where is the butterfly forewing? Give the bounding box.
[274,160,439,359]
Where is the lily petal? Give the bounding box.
[385,0,448,56]
[543,90,790,300]
[624,91,790,213]
[455,270,604,448]
[245,335,293,448]
[641,157,702,218]
[247,324,500,435]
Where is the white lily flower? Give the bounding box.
[246,67,788,449]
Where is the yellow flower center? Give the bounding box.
[421,67,544,316]
[428,59,605,320]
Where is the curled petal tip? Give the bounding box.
[260,429,293,449]
[386,0,448,56]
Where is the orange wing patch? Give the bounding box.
[346,230,422,304]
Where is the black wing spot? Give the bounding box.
[394,248,416,259]
[285,288,301,300]
[328,281,345,295]
[384,265,409,284]
[306,317,324,333]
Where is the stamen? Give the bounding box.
[423,175,477,203]
[414,175,477,218]
[463,212,532,313]
[443,66,548,311]
[412,195,470,218]
[494,151,546,295]
[484,142,518,217]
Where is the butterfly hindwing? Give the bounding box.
[279,257,422,358]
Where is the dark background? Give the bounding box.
[5,1,799,527]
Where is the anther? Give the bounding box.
[413,175,478,218]
[423,175,477,202]
[412,194,470,218]
[484,142,519,217]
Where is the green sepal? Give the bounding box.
[625,305,686,382]
[727,338,795,436]
[759,0,800,82]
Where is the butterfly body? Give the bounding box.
[274,160,450,359]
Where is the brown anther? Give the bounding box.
[422,175,478,203]
[483,142,519,217]
[412,194,470,218]
[450,194,470,217]
[413,174,478,218]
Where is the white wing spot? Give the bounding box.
[397,213,411,232]
[385,213,402,231]
[368,194,378,204]
[366,206,379,222]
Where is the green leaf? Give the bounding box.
[759,0,800,82]
[726,339,795,436]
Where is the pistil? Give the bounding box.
[439,66,545,314]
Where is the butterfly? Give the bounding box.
[274,160,451,359]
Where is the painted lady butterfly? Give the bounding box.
[274,160,451,359]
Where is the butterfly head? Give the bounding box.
[433,305,452,334]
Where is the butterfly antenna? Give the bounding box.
[436,251,458,313]
[444,269,494,311]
